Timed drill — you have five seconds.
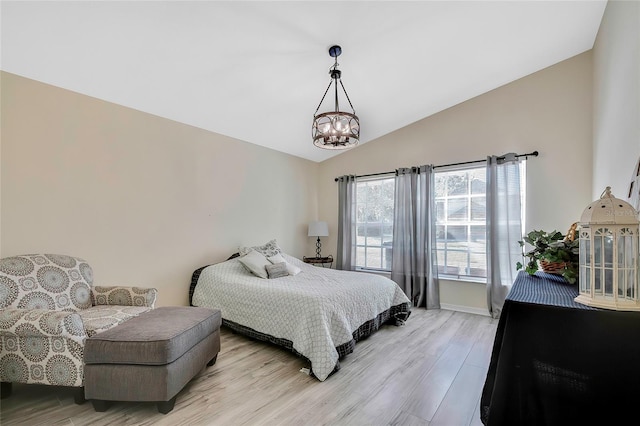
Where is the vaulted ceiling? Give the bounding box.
[1,1,607,162]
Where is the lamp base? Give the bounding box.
[316,237,322,258]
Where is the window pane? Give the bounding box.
[365,247,382,269]
[470,169,486,195]
[363,224,380,238]
[382,225,393,244]
[366,233,381,248]
[469,252,486,277]
[436,200,445,221]
[382,246,393,271]
[470,225,486,243]
[471,198,486,220]
[435,175,446,197]
[447,173,468,196]
[382,180,395,223]
[447,226,468,243]
[356,246,366,268]
[447,199,468,221]
[447,250,468,274]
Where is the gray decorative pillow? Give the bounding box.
[239,239,282,258]
[267,253,302,276]
[266,262,289,279]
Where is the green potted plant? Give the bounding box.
[516,227,579,284]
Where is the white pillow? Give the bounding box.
[238,249,270,279]
[267,253,301,276]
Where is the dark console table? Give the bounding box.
[481,271,640,425]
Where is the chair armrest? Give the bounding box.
[0,308,86,342]
[92,286,157,308]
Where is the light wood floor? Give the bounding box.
[0,309,497,426]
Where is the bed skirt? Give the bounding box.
[221,301,411,379]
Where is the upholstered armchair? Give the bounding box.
[0,254,157,403]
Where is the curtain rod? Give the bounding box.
[334,151,538,181]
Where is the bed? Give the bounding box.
[189,252,411,381]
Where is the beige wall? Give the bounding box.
[592,0,640,200]
[318,52,594,314]
[0,74,2,259]
[0,72,319,306]
[3,4,636,314]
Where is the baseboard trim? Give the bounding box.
[440,303,490,317]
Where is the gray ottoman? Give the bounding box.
[84,306,221,414]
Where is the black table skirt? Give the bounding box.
[481,271,640,425]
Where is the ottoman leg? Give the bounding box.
[1,382,12,399]
[92,399,112,412]
[73,387,86,404]
[207,355,218,367]
[157,395,177,414]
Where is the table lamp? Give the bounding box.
[308,221,329,258]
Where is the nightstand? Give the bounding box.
[303,255,333,268]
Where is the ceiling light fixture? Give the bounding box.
[312,45,360,150]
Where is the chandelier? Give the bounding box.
[312,45,360,150]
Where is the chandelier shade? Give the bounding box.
[312,45,360,150]
[312,111,360,149]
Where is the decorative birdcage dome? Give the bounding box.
[575,187,640,310]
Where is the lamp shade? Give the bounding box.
[308,221,329,237]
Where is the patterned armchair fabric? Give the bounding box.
[0,254,157,388]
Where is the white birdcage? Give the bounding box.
[575,187,640,310]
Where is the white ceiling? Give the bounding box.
[1,1,607,163]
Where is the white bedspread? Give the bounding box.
[192,254,410,381]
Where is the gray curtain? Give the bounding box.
[486,154,524,319]
[336,175,356,271]
[391,166,440,308]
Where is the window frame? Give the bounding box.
[434,164,489,283]
[434,161,526,284]
[354,174,396,272]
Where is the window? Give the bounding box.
[435,166,487,280]
[435,163,526,281]
[355,176,395,271]
[349,162,525,278]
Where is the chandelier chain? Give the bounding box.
[314,80,334,116]
[313,58,355,115]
